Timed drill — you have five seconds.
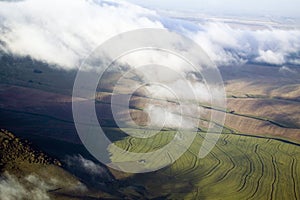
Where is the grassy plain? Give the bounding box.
[109,128,300,199]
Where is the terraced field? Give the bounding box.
[109,128,300,199]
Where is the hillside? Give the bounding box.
[0,129,124,200]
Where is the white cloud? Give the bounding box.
[279,65,297,74]
[0,0,299,68]
[255,50,285,65]
[65,155,112,180]
[0,0,163,68]
[0,172,50,200]
[189,22,300,66]
[0,171,87,200]
[145,103,200,129]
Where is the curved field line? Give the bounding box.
[176,150,199,176]
[200,151,222,179]
[236,147,254,194]
[213,144,236,183]
[270,155,278,200]
[247,144,264,200]
[222,134,229,145]
[279,142,300,200]
[195,135,223,179]
[291,158,299,200]
[235,139,265,199]
[192,137,239,192]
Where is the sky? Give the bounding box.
[125,0,300,18]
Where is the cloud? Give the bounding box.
[64,155,113,181]
[0,171,88,200]
[189,22,300,66]
[145,103,200,129]
[0,0,163,68]
[279,65,297,74]
[1,0,300,69]
[255,50,285,65]
[0,172,50,200]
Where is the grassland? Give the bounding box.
[109,128,300,199]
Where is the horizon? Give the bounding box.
[125,0,300,20]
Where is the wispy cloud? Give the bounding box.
[0,171,88,200]
[0,172,50,200]
[279,65,297,74]
[64,155,113,181]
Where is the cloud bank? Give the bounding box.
[189,22,300,66]
[0,0,300,68]
[0,0,163,68]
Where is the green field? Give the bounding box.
[108,128,300,199]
